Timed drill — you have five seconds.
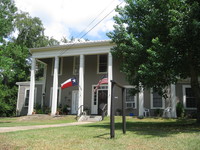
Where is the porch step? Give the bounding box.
[78,115,102,122]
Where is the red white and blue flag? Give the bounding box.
[61,78,78,89]
[94,76,108,92]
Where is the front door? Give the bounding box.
[71,90,79,114]
[91,85,108,114]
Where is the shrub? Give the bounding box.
[176,102,185,118]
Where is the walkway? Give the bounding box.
[0,122,92,133]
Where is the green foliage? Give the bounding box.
[14,12,59,48]
[0,1,60,117]
[0,0,17,43]
[176,102,185,118]
[154,109,163,117]
[0,85,17,116]
[108,0,200,122]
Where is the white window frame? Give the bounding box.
[124,86,137,109]
[50,87,61,107]
[97,54,108,74]
[24,87,37,107]
[51,57,63,76]
[73,56,80,75]
[150,88,165,109]
[183,85,197,110]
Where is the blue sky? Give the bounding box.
[14,0,123,42]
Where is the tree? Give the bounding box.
[14,12,59,48]
[0,4,60,116]
[0,42,29,116]
[0,0,17,43]
[108,0,200,122]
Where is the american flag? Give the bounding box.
[94,76,108,92]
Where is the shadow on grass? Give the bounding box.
[85,118,200,138]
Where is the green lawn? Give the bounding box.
[0,116,200,150]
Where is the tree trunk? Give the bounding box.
[190,66,200,123]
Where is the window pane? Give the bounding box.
[98,55,108,73]
[153,90,162,108]
[186,88,196,108]
[125,89,135,108]
[25,90,30,106]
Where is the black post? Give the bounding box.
[110,81,115,138]
[122,88,126,134]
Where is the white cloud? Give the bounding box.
[14,0,122,41]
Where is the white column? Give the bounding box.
[171,84,177,118]
[28,58,36,115]
[107,53,113,116]
[138,87,144,116]
[51,56,59,116]
[78,54,84,115]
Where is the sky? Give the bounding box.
[14,0,123,42]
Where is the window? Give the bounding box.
[97,54,108,73]
[24,89,30,107]
[52,57,63,75]
[125,88,137,109]
[151,88,164,109]
[50,87,61,107]
[183,85,196,109]
[73,56,80,75]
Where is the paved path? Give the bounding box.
[0,122,93,133]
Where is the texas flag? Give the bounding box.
[61,78,78,89]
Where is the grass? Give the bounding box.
[0,116,200,150]
[0,115,76,127]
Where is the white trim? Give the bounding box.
[31,45,112,59]
[124,88,137,109]
[24,87,30,107]
[30,40,112,53]
[91,85,108,114]
[16,81,44,86]
[97,54,108,74]
[50,87,61,108]
[150,88,165,109]
[16,85,21,112]
[182,85,197,110]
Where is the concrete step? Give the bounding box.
[78,115,102,122]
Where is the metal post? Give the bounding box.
[110,81,115,138]
[122,88,126,134]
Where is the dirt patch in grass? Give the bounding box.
[0,115,77,127]
[18,114,62,121]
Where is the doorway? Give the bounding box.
[91,85,108,115]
